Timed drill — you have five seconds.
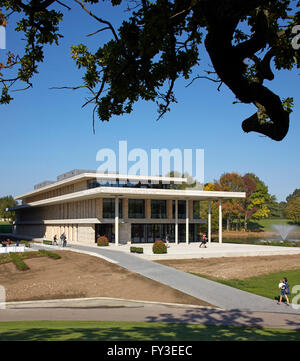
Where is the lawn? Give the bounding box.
[0,321,300,341]
[248,218,300,232]
[193,269,300,305]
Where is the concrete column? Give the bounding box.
[123,198,128,218]
[175,199,178,244]
[146,199,151,219]
[186,199,189,244]
[189,200,193,220]
[167,200,172,219]
[99,198,103,219]
[219,199,222,244]
[208,200,211,244]
[115,197,119,246]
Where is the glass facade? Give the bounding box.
[88,178,181,190]
[193,201,201,219]
[151,200,167,219]
[128,199,145,218]
[172,200,186,219]
[95,224,114,243]
[102,198,123,218]
[130,224,202,243]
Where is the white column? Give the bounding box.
[175,199,178,244]
[115,197,119,246]
[186,199,189,244]
[208,200,211,244]
[219,199,222,244]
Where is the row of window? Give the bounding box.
[88,179,182,190]
[102,199,201,219]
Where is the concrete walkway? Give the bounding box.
[38,243,300,316]
[1,297,300,330]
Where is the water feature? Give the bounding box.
[271,224,296,241]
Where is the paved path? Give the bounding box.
[1,298,300,330]
[46,243,300,315]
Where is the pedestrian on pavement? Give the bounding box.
[60,233,64,246]
[62,233,67,247]
[277,277,290,305]
[53,235,58,246]
[199,234,208,248]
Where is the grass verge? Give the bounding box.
[192,269,300,304]
[0,321,299,341]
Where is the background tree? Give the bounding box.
[214,172,244,231]
[242,173,272,230]
[286,188,300,203]
[0,0,299,140]
[0,195,17,221]
[285,197,300,223]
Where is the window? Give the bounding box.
[102,198,122,218]
[172,200,186,219]
[193,201,201,219]
[151,200,167,219]
[128,199,145,218]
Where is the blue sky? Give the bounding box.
[0,2,299,202]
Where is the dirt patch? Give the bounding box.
[156,254,300,280]
[0,251,211,306]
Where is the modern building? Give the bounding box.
[12,170,246,245]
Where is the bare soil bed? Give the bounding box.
[0,251,210,306]
[157,254,300,280]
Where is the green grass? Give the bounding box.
[192,269,300,304]
[0,250,61,270]
[0,321,299,341]
[248,218,300,232]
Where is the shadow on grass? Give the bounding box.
[1,308,300,341]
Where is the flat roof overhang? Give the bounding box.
[11,187,246,211]
[14,173,188,201]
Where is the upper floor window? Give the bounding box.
[151,200,167,219]
[128,199,145,218]
[103,198,123,218]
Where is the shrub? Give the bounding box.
[152,240,167,254]
[43,240,52,245]
[130,247,143,254]
[97,236,109,246]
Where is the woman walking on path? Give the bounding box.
[277,277,290,305]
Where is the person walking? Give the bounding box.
[277,277,290,305]
[199,233,208,248]
[60,233,65,246]
[62,233,67,247]
[53,235,57,246]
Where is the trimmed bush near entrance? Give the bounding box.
[43,240,53,245]
[130,247,144,254]
[152,240,167,254]
[97,236,109,246]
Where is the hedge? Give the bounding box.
[130,247,144,254]
[43,240,53,245]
